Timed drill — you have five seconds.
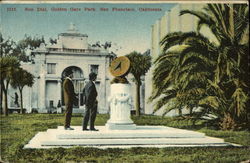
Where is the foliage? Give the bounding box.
[0,33,17,57]
[14,35,45,62]
[0,33,45,62]
[0,56,20,116]
[126,51,151,116]
[0,34,44,115]
[126,51,152,85]
[17,35,45,50]
[151,4,249,130]
[49,38,57,45]
[11,68,35,114]
[0,114,250,163]
[149,33,216,118]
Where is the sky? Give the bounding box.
[1,2,176,55]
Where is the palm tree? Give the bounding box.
[126,51,151,116]
[181,4,249,128]
[11,68,34,114]
[151,4,249,129]
[150,33,216,117]
[0,57,20,116]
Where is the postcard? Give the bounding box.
[1,0,249,162]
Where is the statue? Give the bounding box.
[105,56,136,130]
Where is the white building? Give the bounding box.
[145,4,217,115]
[8,24,116,113]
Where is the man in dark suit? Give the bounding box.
[82,72,98,131]
[63,69,77,130]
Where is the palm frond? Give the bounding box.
[198,96,220,111]
[180,9,214,27]
[162,103,180,117]
[160,32,203,52]
[230,87,248,117]
[153,92,177,113]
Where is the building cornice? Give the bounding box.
[58,33,88,37]
[45,51,112,57]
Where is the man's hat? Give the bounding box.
[89,72,97,79]
[65,69,73,76]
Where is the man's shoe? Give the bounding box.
[82,128,89,131]
[90,128,99,131]
[65,127,74,130]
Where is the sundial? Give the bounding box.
[109,56,130,77]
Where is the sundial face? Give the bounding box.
[109,56,130,77]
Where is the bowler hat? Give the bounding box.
[65,69,73,76]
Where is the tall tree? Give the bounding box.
[14,35,45,62]
[149,35,216,117]
[11,68,34,114]
[0,34,17,114]
[18,35,45,50]
[126,51,151,116]
[151,4,249,129]
[181,4,249,129]
[0,33,45,62]
[0,57,20,116]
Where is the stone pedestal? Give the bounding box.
[24,126,235,149]
[105,84,136,130]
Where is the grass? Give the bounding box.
[1,113,250,163]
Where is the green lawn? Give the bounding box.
[1,114,249,163]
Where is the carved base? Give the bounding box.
[105,123,136,130]
[106,83,136,130]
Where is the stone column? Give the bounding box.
[38,53,46,113]
[39,73,46,112]
[105,83,136,130]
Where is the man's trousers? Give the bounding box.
[64,103,73,128]
[82,104,97,130]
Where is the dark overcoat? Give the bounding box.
[83,81,97,107]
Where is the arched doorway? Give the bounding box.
[61,66,85,108]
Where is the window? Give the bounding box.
[47,63,56,74]
[90,65,99,75]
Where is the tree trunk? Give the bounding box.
[189,107,193,115]
[19,88,24,114]
[178,108,182,116]
[1,81,9,116]
[0,84,3,113]
[135,82,141,116]
[3,90,8,116]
